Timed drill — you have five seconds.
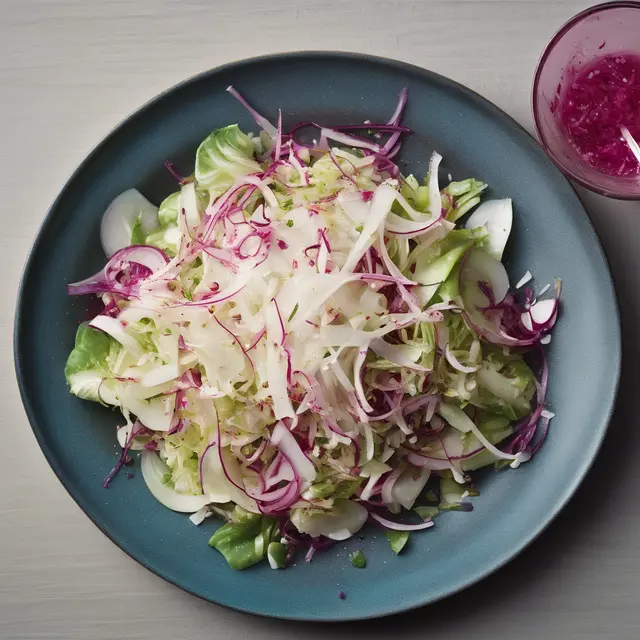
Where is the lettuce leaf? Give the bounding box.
[195,124,261,193]
[65,323,117,401]
[208,516,276,570]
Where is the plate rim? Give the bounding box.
[14,50,622,621]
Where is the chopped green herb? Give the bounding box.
[385,530,410,554]
[208,517,276,570]
[130,214,146,245]
[349,549,367,568]
[288,303,299,322]
[414,506,440,520]
[267,542,287,569]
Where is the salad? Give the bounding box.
[65,87,559,571]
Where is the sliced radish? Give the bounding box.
[108,245,169,272]
[200,439,260,512]
[390,466,431,511]
[290,499,368,540]
[460,249,510,309]
[101,189,159,257]
[515,270,532,289]
[530,299,556,325]
[140,451,209,513]
[465,198,513,260]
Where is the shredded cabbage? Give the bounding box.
[65,86,560,570]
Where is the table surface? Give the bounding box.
[3,0,640,638]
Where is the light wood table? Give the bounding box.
[2,1,639,637]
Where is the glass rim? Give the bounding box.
[531,1,640,199]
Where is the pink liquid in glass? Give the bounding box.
[560,53,640,177]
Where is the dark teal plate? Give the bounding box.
[14,52,620,621]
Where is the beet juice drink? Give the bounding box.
[533,2,640,198]
[561,54,640,177]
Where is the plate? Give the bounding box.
[14,52,620,621]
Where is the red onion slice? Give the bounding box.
[271,421,316,482]
[67,245,169,297]
[444,344,479,373]
[226,85,278,138]
[370,512,435,531]
[380,466,405,510]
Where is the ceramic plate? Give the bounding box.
[14,52,620,621]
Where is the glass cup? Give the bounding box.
[532,1,640,199]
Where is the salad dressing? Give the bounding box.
[559,53,640,176]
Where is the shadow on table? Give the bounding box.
[251,189,640,636]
